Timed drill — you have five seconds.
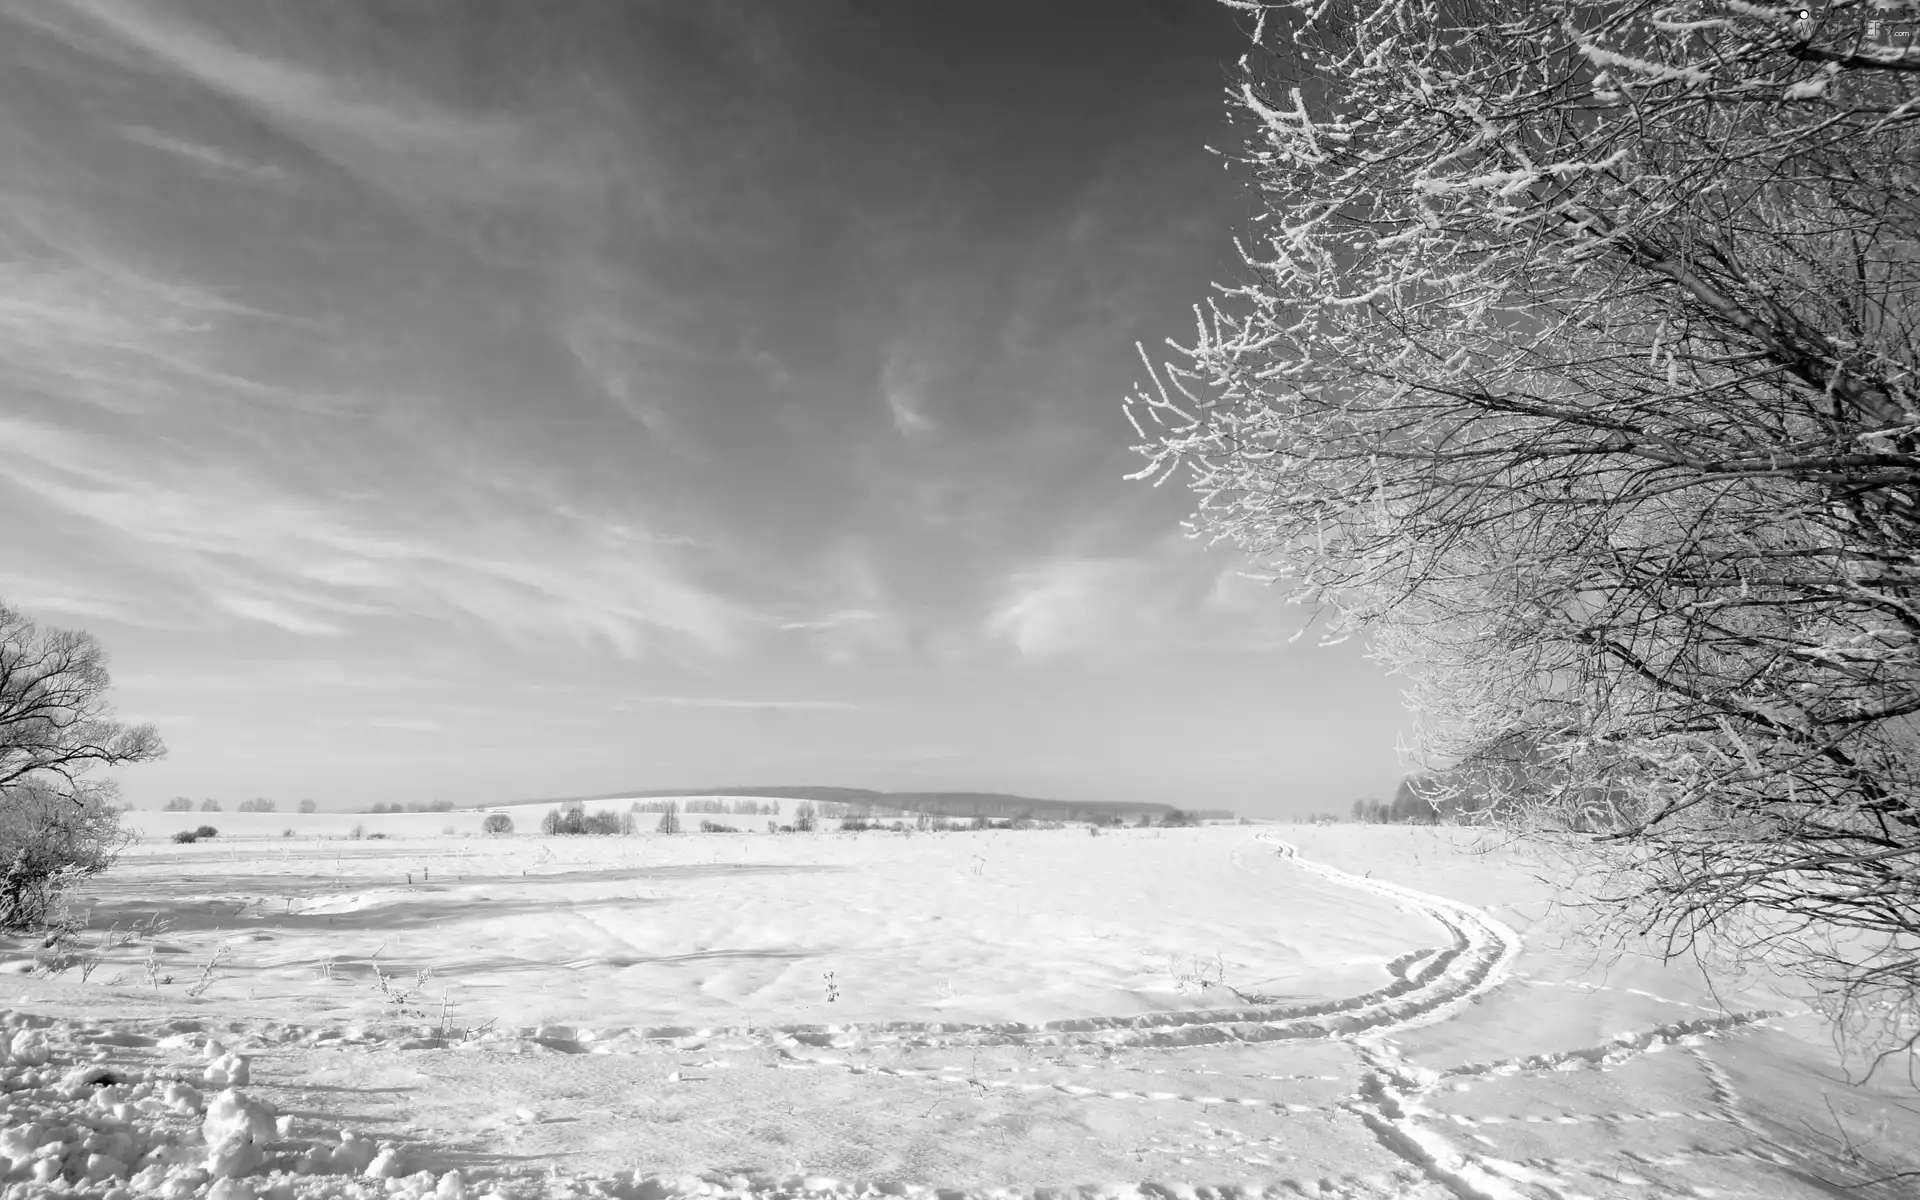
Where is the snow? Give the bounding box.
[0,818,1910,1198]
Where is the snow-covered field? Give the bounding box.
[0,810,1914,1199]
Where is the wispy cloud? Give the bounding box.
[777,541,909,663]
[42,0,582,220]
[312,716,445,732]
[559,309,706,459]
[983,539,1310,660]
[0,414,757,660]
[985,557,1148,659]
[117,125,291,187]
[879,345,937,438]
[113,659,429,698]
[0,218,286,422]
[612,695,859,711]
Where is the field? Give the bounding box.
[1,809,1915,1200]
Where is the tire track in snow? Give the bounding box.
[1436,1009,1779,1083]
[83,831,1524,1065]
[769,1011,1777,1123]
[1336,1007,1781,1199]
[58,832,1831,1200]
[490,832,1523,1056]
[1249,832,1523,1039]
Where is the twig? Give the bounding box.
[186,945,230,997]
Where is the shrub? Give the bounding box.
[0,783,132,931]
[842,817,870,833]
[539,804,625,836]
[699,820,737,833]
[481,813,514,835]
[298,799,317,814]
[199,799,221,812]
[172,831,198,844]
[193,825,218,840]
[350,823,365,840]
[284,829,296,838]
[163,797,194,812]
[367,832,387,839]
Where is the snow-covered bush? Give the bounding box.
[0,782,130,932]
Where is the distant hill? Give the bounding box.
[505,785,1232,824]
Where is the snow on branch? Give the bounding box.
[1128,0,1920,1072]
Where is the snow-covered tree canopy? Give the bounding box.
[1131,0,1920,1065]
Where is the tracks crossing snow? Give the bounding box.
[748,836,1809,1199]
[28,830,1854,1199]
[511,832,1526,1058]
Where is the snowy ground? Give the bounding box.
[0,810,1913,1199]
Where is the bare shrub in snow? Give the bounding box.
[481,813,514,834]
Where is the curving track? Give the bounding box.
[440,831,1527,1055]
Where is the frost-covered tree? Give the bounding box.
[1131,0,1920,1068]
[0,601,159,930]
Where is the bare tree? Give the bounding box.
[1,601,164,802]
[1131,0,1920,1071]
[0,601,159,930]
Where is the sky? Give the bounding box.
[0,0,1416,816]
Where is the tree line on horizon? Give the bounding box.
[529,784,1234,826]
